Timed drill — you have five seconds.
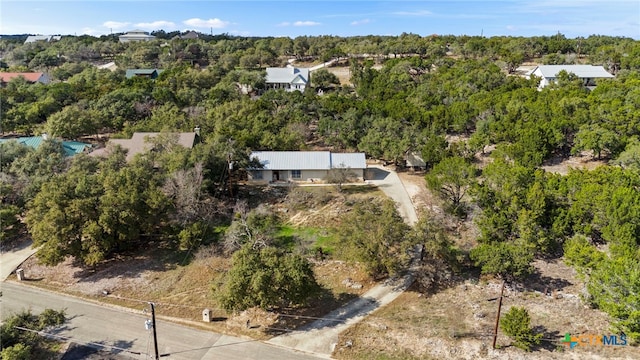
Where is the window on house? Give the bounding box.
[291,170,301,179]
[252,171,263,180]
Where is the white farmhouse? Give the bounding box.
[119,29,156,43]
[530,65,614,90]
[265,67,310,92]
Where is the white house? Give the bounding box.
[248,151,366,183]
[530,65,614,90]
[119,30,156,43]
[24,35,61,44]
[265,67,310,92]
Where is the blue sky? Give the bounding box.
[1,1,639,39]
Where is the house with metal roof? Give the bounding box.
[90,132,199,162]
[125,69,162,79]
[265,67,310,92]
[0,135,92,157]
[248,151,366,183]
[530,65,614,90]
[119,30,156,43]
[0,72,50,86]
[24,35,61,44]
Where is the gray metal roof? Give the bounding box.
[265,67,309,84]
[331,152,366,169]
[250,151,366,170]
[533,65,614,79]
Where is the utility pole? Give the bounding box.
[149,302,159,360]
[492,281,505,349]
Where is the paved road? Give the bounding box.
[0,281,323,360]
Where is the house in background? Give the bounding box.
[265,67,310,92]
[24,35,61,44]
[248,151,366,183]
[172,31,200,40]
[119,30,156,43]
[530,65,614,90]
[125,69,162,79]
[0,72,50,86]
[97,62,118,72]
[0,134,91,157]
[90,132,199,162]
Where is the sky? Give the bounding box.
[1,0,639,39]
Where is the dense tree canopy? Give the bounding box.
[1,32,638,342]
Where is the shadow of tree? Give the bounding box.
[61,340,138,360]
[263,286,367,335]
[531,326,562,352]
[520,271,573,294]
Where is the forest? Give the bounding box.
[0,31,639,347]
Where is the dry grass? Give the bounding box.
[333,260,638,360]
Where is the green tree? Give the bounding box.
[470,241,534,280]
[0,309,66,360]
[500,306,542,351]
[572,123,621,159]
[25,154,168,266]
[311,69,340,90]
[425,156,476,214]
[614,137,640,169]
[216,243,320,312]
[335,198,411,279]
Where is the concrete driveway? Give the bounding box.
[366,165,418,225]
[0,240,39,280]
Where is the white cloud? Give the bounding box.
[392,10,432,16]
[351,19,371,26]
[277,22,291,27]
[183,18,229,29]
[134,21,176,29]
[293,21,321,27]
[103,21,130,29]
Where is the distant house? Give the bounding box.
[248,151,366,183]
[0,134,91,157]
[530,65,614,90]
[119,30,156,43]
[97,62,118,72]
[172,31,200,40]
[265,67,310,92]
[24,35,61,44]
[125,69,162,79]
[90,132,198,162]
[0,72,50,86]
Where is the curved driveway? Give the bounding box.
[268,164,419,357]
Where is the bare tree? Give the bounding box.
[163,163,220,225]
[325,163,356,192]
[223,201,273,254]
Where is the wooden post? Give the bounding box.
[492,281,505,349]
